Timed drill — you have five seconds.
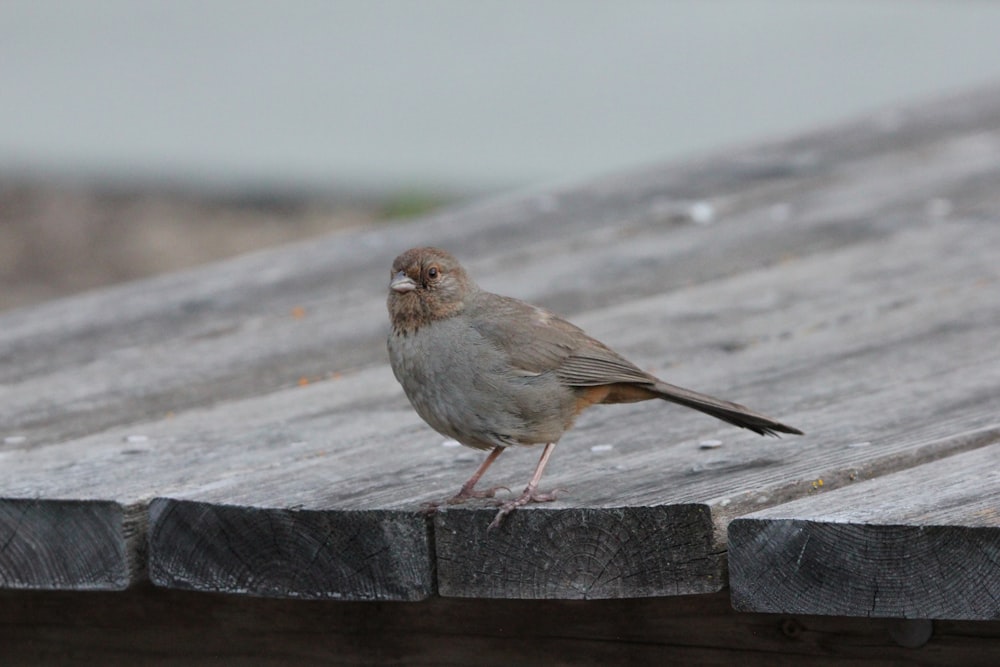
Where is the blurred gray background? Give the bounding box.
[3,0,1000,308]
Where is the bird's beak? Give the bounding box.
[390,271,418,293]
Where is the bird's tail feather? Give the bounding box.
[652,381,803,437]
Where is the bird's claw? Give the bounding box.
[487,487,565,531]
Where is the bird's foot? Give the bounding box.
[420,485,510,515]
[487,485,563,531]
[448,485,510,504]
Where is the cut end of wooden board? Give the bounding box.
[434,504,722,599]
[0,499,132,590]
[729,517,1000,620]
[147,498,433,600]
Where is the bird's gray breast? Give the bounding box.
[387,317,575,449]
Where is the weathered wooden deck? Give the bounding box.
[3,83,1000,665]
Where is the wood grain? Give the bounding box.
[729,443,1000,620]
[434,505,721,599]
[148,500,432,600]
[0,499,140,590]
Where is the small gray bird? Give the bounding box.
[387,247,802,529]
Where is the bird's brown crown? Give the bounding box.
[387,247,475,334]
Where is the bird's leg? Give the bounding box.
[488,442,561,530]
[447,445,509,503]
[422,446,508,513]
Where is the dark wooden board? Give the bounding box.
[4,585,1000,667]
[729,443,1000,620]
[0,499,142,590]
[148,501,431,600]
[433,505,724,598]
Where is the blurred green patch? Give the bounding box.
[379,190,450,220]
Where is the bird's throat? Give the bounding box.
[389,293,464,335]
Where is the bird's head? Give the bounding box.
[387,247,474,333]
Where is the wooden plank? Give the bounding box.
[729,443,1000,620]
[3,84,1000,451]
[4,585,1000,666]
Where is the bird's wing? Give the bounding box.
[554,351,653,386]
[467,293,654,386]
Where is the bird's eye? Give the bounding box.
[427,266,439,280]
